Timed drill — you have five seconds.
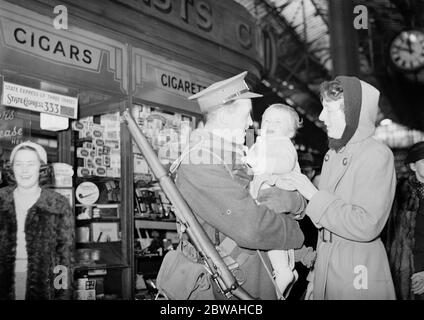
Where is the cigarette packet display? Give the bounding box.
[76,147,90,158]
[83,130,92,139]
[84,158,95,168]
[94,166,107,176]
[81,116,94,123]
[91,123,104,130]
[72,121,85,131]
[92,129,103,139]
[94,157,103,166]
[77,167,92,177]
[83,142,94,149]
[105,140,120,150]
[102,146,111,155]
[94,139,105,148]
[97,147,103,157]
[103,156,111,167]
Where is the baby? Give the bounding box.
[244,104,315,299]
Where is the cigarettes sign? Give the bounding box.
[1,81,78,119]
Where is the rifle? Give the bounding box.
[122,110,254,300]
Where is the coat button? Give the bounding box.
[324,154,329,162]
[226,209,232,215]
[343,158,348,165]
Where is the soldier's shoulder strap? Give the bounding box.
[169,138,234,179]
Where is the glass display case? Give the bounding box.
[130,103,198,299]
[72,110,129,300]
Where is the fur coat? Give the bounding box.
[385,173,424,300]
[0,186,74,300]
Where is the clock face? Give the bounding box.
[390,30,424,72]
[76,182,99,205]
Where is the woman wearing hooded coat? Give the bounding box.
[283,76,396,299]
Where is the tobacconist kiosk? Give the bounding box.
[0,0,268,299]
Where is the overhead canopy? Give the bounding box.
[236,0,424,134]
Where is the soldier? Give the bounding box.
[173,71,306,299]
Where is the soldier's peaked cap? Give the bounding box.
[188,71,262,114]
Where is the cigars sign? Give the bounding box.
[0,0,128,93]
[2,21,101,71]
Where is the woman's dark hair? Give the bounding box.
[320,80,344,102]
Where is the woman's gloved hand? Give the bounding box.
[294,246,317,268]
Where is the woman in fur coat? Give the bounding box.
[0,141,74,300]
[386,141,424,300]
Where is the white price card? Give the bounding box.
[1,81,78,119]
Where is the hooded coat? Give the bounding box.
[306,78,396,299]
[175,129,306,299]
[0,186,74,300]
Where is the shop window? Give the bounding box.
[131,103,197,300]
[71,111,125,300]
